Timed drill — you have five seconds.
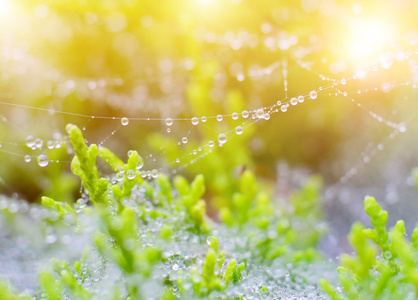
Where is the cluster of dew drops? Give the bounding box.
[20,88,319,171]
[162,90,318,149]
[24,133,65,167]
[110,150,160,182]
[22,88,320,170]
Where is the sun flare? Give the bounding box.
[349,18,396,58]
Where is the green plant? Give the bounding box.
[320,196,418,300]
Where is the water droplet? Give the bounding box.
[151,169,159,178]
[26,136,35,148]
[281,105,287,112]
[136,156,144,170]
[191,117,199,125]
[47,140,54,149]
[35,138,43,149]
[167,128,171,133]
[37,154,49,167]
[290,97,298,105]
[399,123,407,132]
[216,114,223,122]
[218,133,227,145]
[341,78,347,85]
[121,117,129,126]
[192,149,197,155]
[24,155,31,163]
[235,126,243,135]
[115,172,124,181]
[277,100,282,106]
[298,95,304,103]
[309,90,317,100]
[201,116,207,122]
[208,140,214,147]
[232,112,239,120]
[45,235,57,244]
[264,113,270,120]
[182,137,188,144]
[256,108,264,119]
[242,110,249,118]
[172,264,179,271]
[126,170,136,180]
[165,118,173,126]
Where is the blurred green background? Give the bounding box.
[0,0,417,205]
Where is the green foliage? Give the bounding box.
[0,123,336,299]
[66,124,107,204]
[178,236,245,298]
[95,207,161,278]
[220,170,324,263]
[41,196,77,225]
[174,174,210,233]
[0,280,31,300]
[321,196,418,299]
[39,259,90,300]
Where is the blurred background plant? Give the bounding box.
[0,0,417,217]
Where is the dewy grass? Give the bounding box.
[0,124,417,299]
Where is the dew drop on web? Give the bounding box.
[218,133,227,145]
[37,154,49,167]
[191,117,199,125]
[121,117,129,126]
[235,126,243,135]
[165,118,173,126]
[256,108,264,119]
[290,97,298,105]
[136,156,144,170]
[35,138,43,149]
[151,169,159,178]
[26,136,35,148]
[309,90,317,100]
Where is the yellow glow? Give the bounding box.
[349,18,395,57]
[0,0,14,18]
[196,0,216,4]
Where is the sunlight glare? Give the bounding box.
[349,18,395,57]
[196,0,216,5]
[0,0,14,18]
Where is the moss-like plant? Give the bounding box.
[0,123,364,300]
[320,196,418,299]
